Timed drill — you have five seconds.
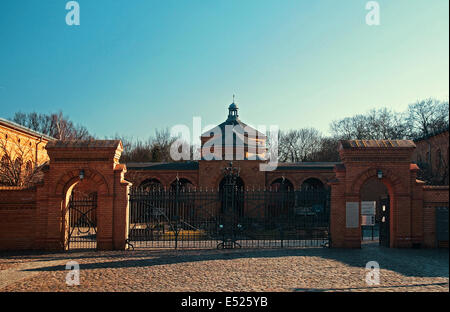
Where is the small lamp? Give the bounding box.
[79,169,85,181]
[377,170,383,179]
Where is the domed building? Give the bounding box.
[125,101,336,191]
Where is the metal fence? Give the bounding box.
[68,193,97,250]
[127,187,330,250]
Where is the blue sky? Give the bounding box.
[0,0,448,139]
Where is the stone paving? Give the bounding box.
[0,243,448,292]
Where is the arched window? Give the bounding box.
[170,178,194,191]
[139,178,163,191]
[270,177,294,191]
[301,178,324,191]
[268,178,295,219]
[219,176,245,191]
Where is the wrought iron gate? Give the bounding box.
[379,197,390,247]
[68,193,97,250]
[436,206,449,248]
[127,178,330,250]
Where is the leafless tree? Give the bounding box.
[310,137,340,162]
[0,136,43,187]
[278,128,322,162]
[113,128,178,163]
[330,108,407,140]
[405,98,449,138]
[12,111,92,140]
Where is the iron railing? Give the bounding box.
[128,187,330,250]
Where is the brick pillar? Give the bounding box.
[329,164,362,248]
[329,182,345,247]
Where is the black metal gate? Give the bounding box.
[68,193,97,250]
[436,206,449,248]
[127,175,330,250]
[379,197,390,247]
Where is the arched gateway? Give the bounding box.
[1,103,448,252]
[330,140,427,248]
[34,140,130,251]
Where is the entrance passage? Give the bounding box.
[127,187,330,249]
[360,177,390,246]
[68,193,97,250]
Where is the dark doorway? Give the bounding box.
[219,176,244,216]
[379,196,390,247]
[360,177,390,246]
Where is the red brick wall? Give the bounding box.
[0,187,37,250]
[126,170,199,189]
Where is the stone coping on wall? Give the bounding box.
[339,139,416,149]
[423,185,449,190]
[0,186,35,191]
[46,140,122,149]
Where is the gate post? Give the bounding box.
[329,164,348,248]
[113,164,131,250]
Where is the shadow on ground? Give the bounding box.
[2,243,446,279]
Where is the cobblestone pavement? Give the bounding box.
[0,243,448,292]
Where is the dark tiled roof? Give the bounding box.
[340,140,415,149]
[46,140,122,149]
[276,162,341,170]
[201,119,266,138]
[0,118,55,141]
[126,161,199,171]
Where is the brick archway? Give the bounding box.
[351,167,404,195]
[330,140,418,248]
[55,168,110,197]
[34,140,131,251]
[54,168,111,250]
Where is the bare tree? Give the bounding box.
[113,128,178,163]
[12,111,93,140]
[330,114,370,140]
[278,128,322,162]
[152,128,176,162]
[405,98,449,138]
[310,137,340,162]
[330,108,407,140]
[0,135,43,187]
[366,108,407,139]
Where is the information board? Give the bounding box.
[346,202,359,228]
[361,201,376,215]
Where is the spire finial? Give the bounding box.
[232,94,235,103]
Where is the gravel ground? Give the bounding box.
[0,244,448,292]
